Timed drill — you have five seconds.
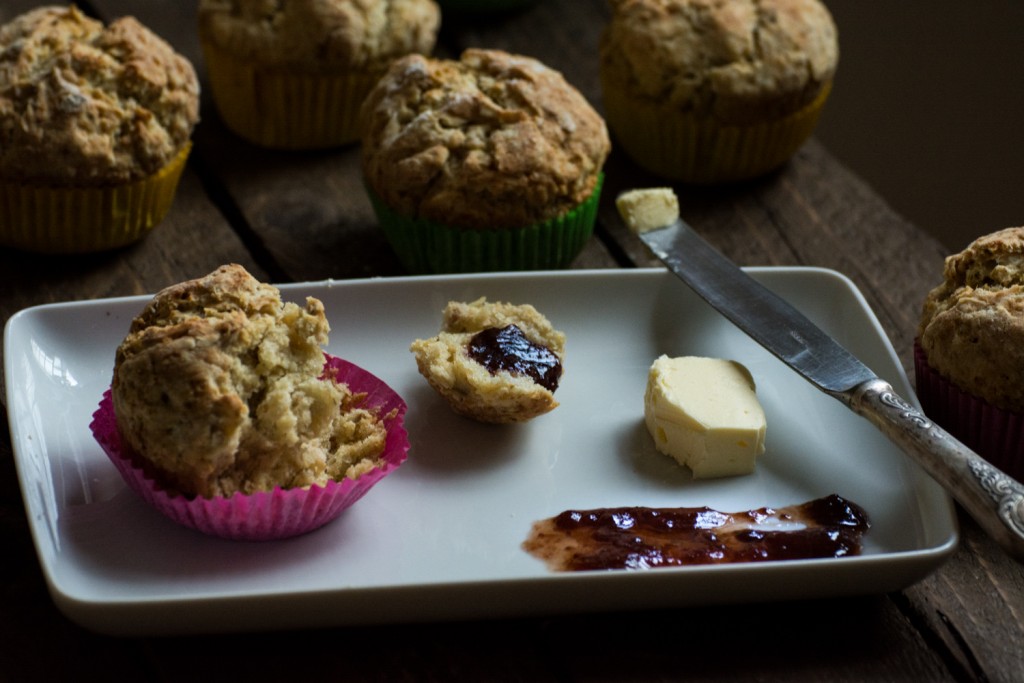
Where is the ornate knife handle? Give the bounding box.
[840,378,1024,561]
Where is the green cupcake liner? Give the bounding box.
[366,174,603,274]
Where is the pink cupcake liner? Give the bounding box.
[914,340,1024,480]
[90,354,409,541]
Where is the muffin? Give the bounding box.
[198,0,440,149]
[411,298,565,423]
[599,0,837,184]
[916,227,1024,479]
[92,264,408,540]
[0,5,198,252]
[360,48,610,273]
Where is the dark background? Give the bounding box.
[818,1,1024,252]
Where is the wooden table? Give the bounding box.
[2,2,1022,681]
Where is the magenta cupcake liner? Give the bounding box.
[914,341,1024,480]
[90,354,409,541]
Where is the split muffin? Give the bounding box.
[93,264,408,539]
[411,298,565,423]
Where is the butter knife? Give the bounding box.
[617,188,1024,561]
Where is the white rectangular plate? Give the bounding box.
[4,268,957,635]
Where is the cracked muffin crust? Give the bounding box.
[411,298,566,424]
[112,264,387,499]
[918,227,1024,413]
[360,48,610,230]
[198,0,439,148]
[0,5,198,186]
[197,0,440,71]
[598,0,837,183]
[600,0,837,125]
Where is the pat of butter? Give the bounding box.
[643,355,766,478]
[616,188,679,234]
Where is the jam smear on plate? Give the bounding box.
[523,494,870,571]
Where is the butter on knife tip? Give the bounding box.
[616,188,680,234]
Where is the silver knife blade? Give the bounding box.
[618,188,1024,561]
[638,217,876,395]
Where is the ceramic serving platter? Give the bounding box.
[3,268,958,635]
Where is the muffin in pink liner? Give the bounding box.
[96,264,409,540]
[915,227,1024,481]
[91,354,408,541]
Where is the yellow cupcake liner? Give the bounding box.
[202,40,382,150]
[602,79,832,184]
[0,143,191,254]
[365,174,603,274]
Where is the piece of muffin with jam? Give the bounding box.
[410,298,565,423]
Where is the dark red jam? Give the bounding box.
[467,324,562,391]
[523,494,870,571]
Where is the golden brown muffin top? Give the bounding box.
[0,5,199,186]
[360,48,610,230]
[918,227,1024,413]
[599,0,838,124]
[112,264,385,498]
[197,0,440,70]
